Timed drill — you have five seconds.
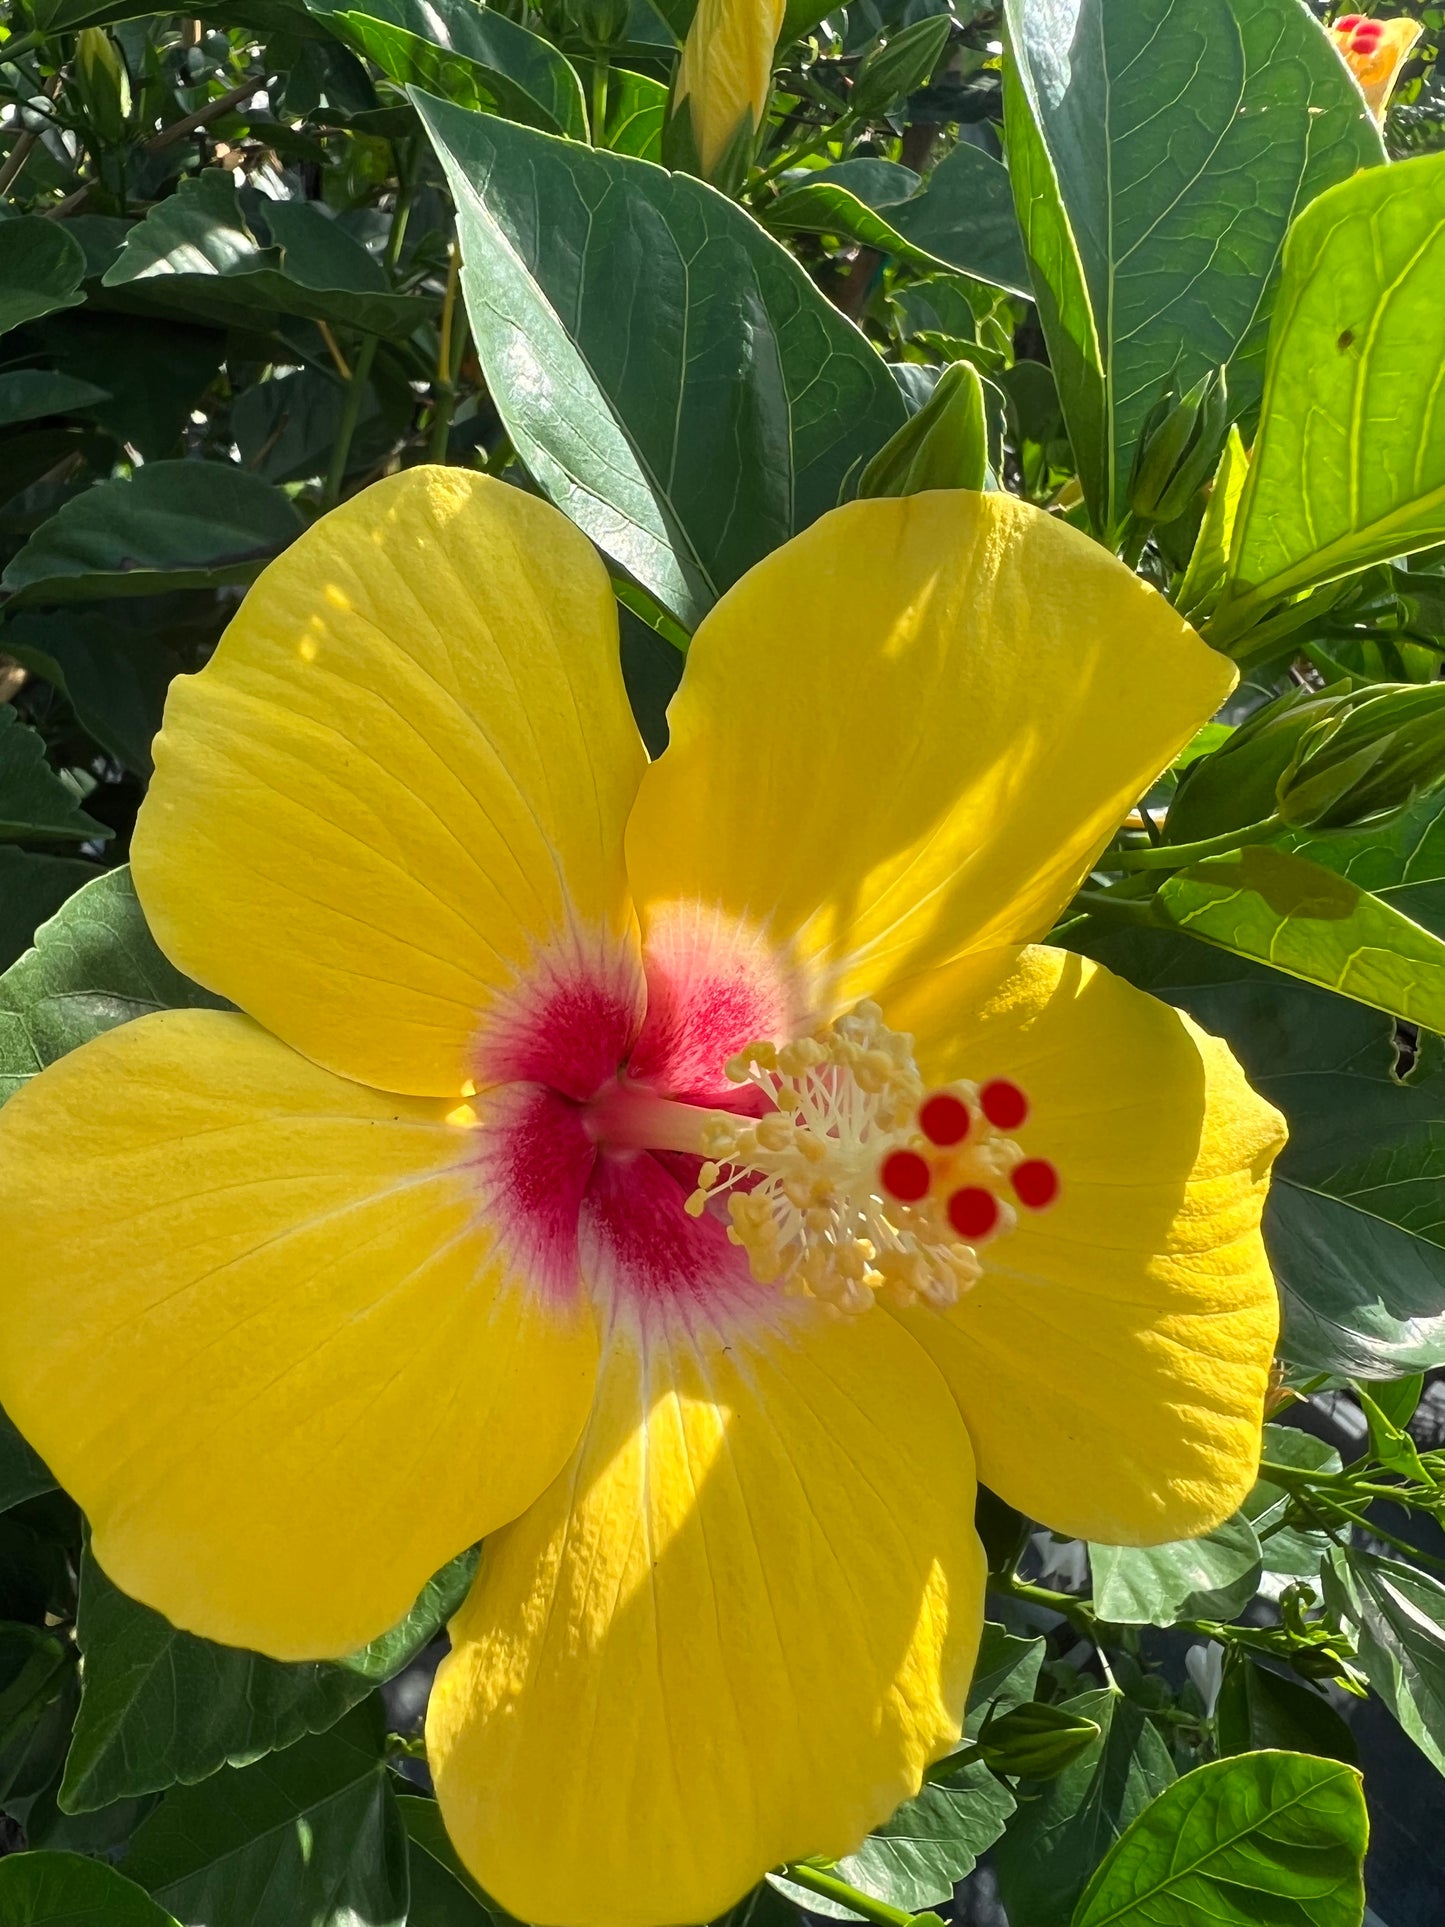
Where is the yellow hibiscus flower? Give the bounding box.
[0,470,1284,1927]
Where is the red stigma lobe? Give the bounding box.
[881,1149,931,1203]
[919,1092,971,1146]
[979,1079,1029,1130]
[1011,1158,1060,1210]
[947,1186,999,1240]
[1335,12,1362,28]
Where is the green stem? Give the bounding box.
[323,334,378,508]
[591,48,610,144]
[781,1865,935,1927]
[1116,816,1282,870]
[1,30,41,64]
[428,239,462,464]
[750,114,855,190]
[385,137,422,275]
[991,1570,1100,1637]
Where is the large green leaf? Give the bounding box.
[1,605,184,776]
[1214,1655,1358,1767]
[834,1765,1015,1912]
[416,90,906,629]
[1213,152,1445,646]
[120,1701,408,1927]
[0,220,87,337]
[1243,1425,1338,1583]
[1002,57,1105,516]
[1070,923,1445,1375]
[2,460,303,606]
[101,172,430,339]
[994,1689,1175,1927]
[1002,0,1383,535]
[0,851,95,973]
[308,0,588,139]
[1070,1750,1366,1927]
[0,1406,56,1514]
[402,1795,506,1926]
[0,371,110,429]
[768,143,1030,297]
[1152,845,1445,1032]
[0,1852,181,1927]
[1088,1513,1262,1626]
[0,709,107,844]
[1323,1546,1445,1775]
[60,1545,476,1812]
[0,866,225,1108]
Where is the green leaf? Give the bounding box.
[0,221,87,337]
[1243,1425,1339,1583]
[832,1763,1016,1912]
[1001,57,1105,518]
[0,865,225,1109]
[0,1852,182,1927]
[0,709,107,844]
[1214,1653,1358,1766]
[1152,845,1445,1032]
[1,605,183,776]
[309,0,588,139]
[2,460,303,606]
[415,90,906,629]
[0,371,110,429]
[967,1620,1046,1728]
[1214,152,1445,645]
[1070,1750,1366,1927]
[1002,0,1384,535]
[768,144,1029,297]
[602,67,669,160]
[1088,1513,1263,1626]
[1070,922,1445,1377]
[1323,1545,1445,1774]
[401,1795,509,1926]
[101,172,431,339]
[119,1701,408,1927]
[59,1544,476,1813]
[1369,1373,1424,1430]
[885,143,1030,298]
[0,1405,56,1513]
[994,1688,1175,1927]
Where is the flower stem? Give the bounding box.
[781,1864,940,1927]
[323,334,378,509]
[1115,817,1282,870]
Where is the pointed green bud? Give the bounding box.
[857,361,989,500]
[1168,680,1445,845]
[562,0,630,49]
[974,1701,1102,1781]
[851,14,951,119]
[76,27,131,146]
[1128,365,1229,526]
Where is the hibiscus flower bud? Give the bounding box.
[1167,680,1445,844]
[857,360,991,500]
[851,14,952,120]
[666,0,787,188]
[1127,365,1229,528]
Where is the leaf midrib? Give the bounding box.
[1079,1769,1352,1926]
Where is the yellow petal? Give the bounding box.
[887,944,1283,1545]
[428,1304,985,1927]
[674,0,786,178]
[132,468,645,1098]
[626,491,1233,1013]
[0,1008,597,1658]
[1334,17,1421,120]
